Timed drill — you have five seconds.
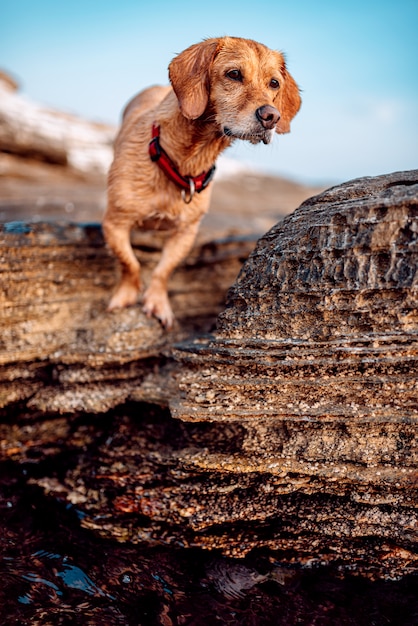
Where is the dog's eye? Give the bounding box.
[226,69,243,82]
[269,78,280,89]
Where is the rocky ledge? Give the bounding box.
[1,170,417,580]
[167,169,418,578]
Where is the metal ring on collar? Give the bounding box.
[181,179,195,204]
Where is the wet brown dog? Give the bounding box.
[103,36,301,328]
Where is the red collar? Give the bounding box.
[148,123,216,203]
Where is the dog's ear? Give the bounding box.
[169,39,219,120]
[276,70,301,134]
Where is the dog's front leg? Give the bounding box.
[143,220,201,328]
[103,219,141,310]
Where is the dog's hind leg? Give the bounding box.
[103,219,141,310]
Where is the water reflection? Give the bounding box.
[0,478,417,624]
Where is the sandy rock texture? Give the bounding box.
[167,169,418,577]
[0,221,257,412]
[2,170,414,579]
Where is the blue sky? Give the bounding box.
[1,0,417,183]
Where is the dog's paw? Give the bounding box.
[143,287,175,329]
[107,283,139,310]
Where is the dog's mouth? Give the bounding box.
[223,127,274,145]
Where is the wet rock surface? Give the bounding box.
[2,455,417,625]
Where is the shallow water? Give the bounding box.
[1,465,417,626]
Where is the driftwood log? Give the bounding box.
[1,168,417,580]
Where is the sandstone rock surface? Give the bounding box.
[1,170,417,580]
[0,221,255,412]
[167,169,418,577]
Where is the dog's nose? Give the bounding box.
[256,105,280,129]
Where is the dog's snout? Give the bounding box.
[256,105,280,130]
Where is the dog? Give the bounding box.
[103,36,301,328]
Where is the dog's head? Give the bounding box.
[169,36,301,144]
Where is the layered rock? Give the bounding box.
[0,222,255,412]
[166,170,418,577]
[1,170,417,580]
